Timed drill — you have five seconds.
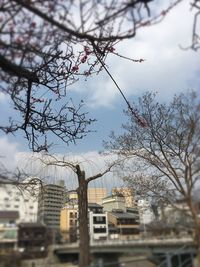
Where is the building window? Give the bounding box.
[93,216,106,224]
[70,212,74,218]
[70,219,74,226]
[93,227,106,233]
[121,228,139,235]
[14,205,19,208]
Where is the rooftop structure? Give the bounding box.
[112,187,136,208]
[102,194,126,212]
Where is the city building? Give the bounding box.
[102,194,140,240]
[37,181,66,229]
[155,200,194,237]
[66,187,107,206]
[107,209,140,240]
[60,205,78,242]
[18,223,49,259]
[161,201,191,224]
[0,181,38,223]
[0,211,19,254]
[60,202,109,242]
[0,210,19,226]
[102,194,126,212]
[87,188,107,205]
[88,202,104,214]
[137,199,155,225]
[112,187,136,207]
[67,190,78,206]
[88,203,108,241]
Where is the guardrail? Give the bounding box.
[53,237,194,250]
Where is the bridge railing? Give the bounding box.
[90,237,194,247]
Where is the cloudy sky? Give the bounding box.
[0,0,199,186]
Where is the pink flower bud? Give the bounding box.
[81,55,87,63]
[72,65,79,72]
[84,46,91,55]
[31,22,36,28]
[107,46,115,52]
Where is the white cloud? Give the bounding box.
[0,92,7,103]
[0,136,19,170]
[0,137,120,190]
[14,150,121,191]
[0,136,127,191]
[86,78,119,108]
[84,0,199,107]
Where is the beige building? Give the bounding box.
[87,188,107,204]
[112,187,135,208]
[67,188,107,205]
[60,206,78,242]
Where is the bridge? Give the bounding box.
[52,238,196,267]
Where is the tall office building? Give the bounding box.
[37,181,66,228]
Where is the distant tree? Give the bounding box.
[0,0,185,151]
[105,91,200,258]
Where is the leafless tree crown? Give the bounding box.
[105,91,200,203]
[0,0,186,151]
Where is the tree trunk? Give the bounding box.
[186,199,200,267]
[77,167,90,267]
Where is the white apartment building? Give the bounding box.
[0,182,38,223]
[89,211,108,241]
